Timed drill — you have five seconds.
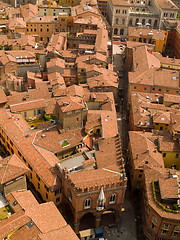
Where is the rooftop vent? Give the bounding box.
[41,134,46,138]
[172,76,177,80]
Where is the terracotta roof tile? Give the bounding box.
[0,89,7,104]
[57,96,85,112]
[129,131,164,169]
[37,225,79,240]
[10,99,46,113]
[129,27,167,40]
[159,178,179,199]
[6,190,39,212]
[0,154,29,185]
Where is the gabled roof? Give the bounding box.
[0,154,29,185]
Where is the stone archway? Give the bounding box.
[100,208,116,226]
[79,212,96,231]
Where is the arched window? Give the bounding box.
[84,198,91,209]
[142,19,145,25]
[135,18,139,25]
[122,19,125,25]
[154,20,158,27]
[109,193,116,204]
[114,28,118,35]
[68,190,72,202]
[116,18,118,24]
[148,19,151,25]
[120,29,124,35]
[129,19,133,26]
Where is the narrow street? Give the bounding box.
[115,41,138,240]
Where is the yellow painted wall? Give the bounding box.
[153,123,169,131]
[19,108,44,120]
[128,31,168,53]
[58,0,80,6]
[162,151,180,170]
[85,126,102,136]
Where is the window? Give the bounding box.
[176,91,179,95]
[133,86,137,90]
[148,19,151,25]
[56,197,60,202]
[30,173,32,179]
[24,112,27,118]
[68,190,72,202]
[47,28,49,32]
[120,29,124,35]
[116,18,118,24]
[109,193,116,204]
[27,29,29,32]
[159,88,161,92]
[44,13,46,16]
[40,28,42,32]
[152,87,155,91]
[116,9,118,13]
[133,38,136,41]
[176,154,179,158]
[154,20,158,27]
[163,223,170,230]
[122,19,125,24]
[38,183,40,189]
[151,216,157,229]
[34,110,36,116]
[114,28,118,35]
[135,18,139,25]
[139,174,142,178]
[160,126,163,130]
[84,198,91,209]
[142,19,145,25]
[46,193,48,199]
[163,153,166,157]
[34,28,36,32]
[36,174,40,181]
[166,89,169,93]
[144,87,147,91]
[37,109,41,115]
[44,184,49,192]
[40,37,43,41]
[28,164,32,171]
[171,226,180,237]
[55,189,61,196]
[129,19,133,26]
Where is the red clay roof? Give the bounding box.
[0,154,29,185]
